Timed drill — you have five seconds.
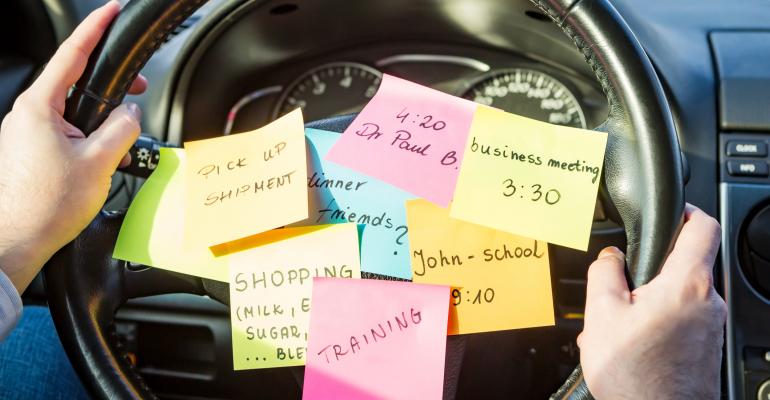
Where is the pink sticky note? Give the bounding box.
[326,75,477,206]
[303,278,450,400]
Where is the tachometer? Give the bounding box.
[462,68,587,128]
[274,62,382,121]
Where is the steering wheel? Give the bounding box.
[44,0,684,398]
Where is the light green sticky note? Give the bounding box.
[113,148,228,282]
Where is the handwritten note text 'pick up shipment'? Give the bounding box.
[294,128,415,279]
[407,199,554,335]
[303,278,449,400]
[185,109,308,248]
[451,106,608,251]
[326,74,477,207]
[229,224,361,370]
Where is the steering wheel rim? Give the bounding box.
[45,0,684,399]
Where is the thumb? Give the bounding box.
[82,103,141,169]
[585,247,631,310]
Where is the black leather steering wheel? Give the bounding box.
[44,0,684,398]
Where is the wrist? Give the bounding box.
[0,239,52,294]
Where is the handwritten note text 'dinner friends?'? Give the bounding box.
[303,278,449,400]
[184,109,308,248]
[450,106,608,251]
[326,74,477,207]
[292,128,415,279]
[229,224,361,370]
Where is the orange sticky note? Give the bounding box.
[184,109,308,248]
[303,278,449,400]
[407,199,554,335]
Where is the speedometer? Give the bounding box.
[462,68,587,129]
[274,62,382,121]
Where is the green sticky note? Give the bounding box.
[113,148,228,282]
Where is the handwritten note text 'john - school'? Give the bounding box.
[229,224,361,370]
[184,109,308,248]
[407,199,554,335]
[325,74,477,207]
[451,106,608,251]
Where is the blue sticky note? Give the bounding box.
[293,128,415,279]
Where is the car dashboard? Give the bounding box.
[6,0,770,398]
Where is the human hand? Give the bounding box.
[578,204,726,400]
[0,1,145,293]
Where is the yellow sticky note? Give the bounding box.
[407,199,554,335]
[184,109,308,248]
[113,148,228,282]
[450,106,607,250]
[229,223,361,370]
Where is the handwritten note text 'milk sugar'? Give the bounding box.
[451,106,608,251]
[185,109,308,248]
[113,148,227,282]
[326,74,477,207]
[292,128,415,279]
[407,199,554,335]
[303,278,449,400]
[229,224,361,370]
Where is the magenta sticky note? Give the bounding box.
[325,74,477,206]
[303,278,450,400]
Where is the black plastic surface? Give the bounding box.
[720,134,770,184]
[712,32,770,132]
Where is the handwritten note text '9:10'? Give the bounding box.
[325,74,477,207]
[450,106,608,251]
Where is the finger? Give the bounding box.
[119,153,132,168]
[82,103,141,169]
[660,203,721,277]
[127,75,148,95]
[29,1,121,111]
[585,247,631,309]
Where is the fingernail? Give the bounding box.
[119,153,131,168]
[126,102,141,120]
[598,246,623,260]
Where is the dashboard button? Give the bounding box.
[727,140,768,157]
[728,160,769,177]
[758,378,770,400]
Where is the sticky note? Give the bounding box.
[114,148,227,282]
[407,199,554,334]
[229,224,361,370]
[291,128,415,279]
[303,278,449,400]
[326,74,477,207]
[450,106,608,250]
[185,109,308,248]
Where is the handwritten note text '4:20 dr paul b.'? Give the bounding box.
[326,74,477,207]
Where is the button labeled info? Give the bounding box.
[303,278,449,400]
[293,128,415,279]
[229,224,361,370]
[407,199,554,335]
[450,107,608,251]
[325,74,477,207]
[184,109,308,248]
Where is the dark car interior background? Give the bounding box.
[3,0,770,398]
